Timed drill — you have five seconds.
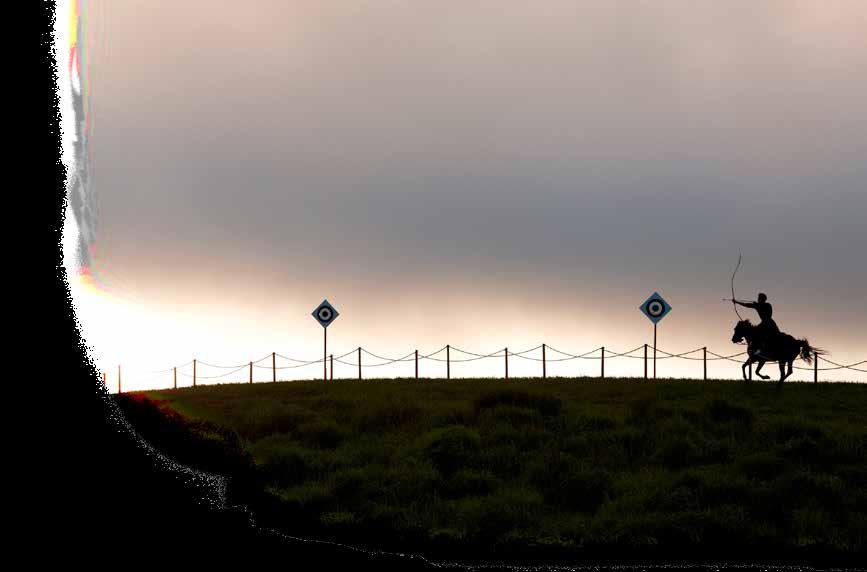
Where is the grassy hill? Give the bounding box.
[117,378,867,562]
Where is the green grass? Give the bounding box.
[121,377,867,560]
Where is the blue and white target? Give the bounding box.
[312,299,340,328]
[639,292,672,324]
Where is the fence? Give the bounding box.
[105,343,867,394]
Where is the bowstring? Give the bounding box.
[731,253,744,321]
[731,253,748,346]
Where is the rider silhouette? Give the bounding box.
[733,293,780,343]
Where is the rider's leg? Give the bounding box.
[768,319,780,336]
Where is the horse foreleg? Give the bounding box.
[754,360,770,380]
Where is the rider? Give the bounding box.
[732,293,780,344]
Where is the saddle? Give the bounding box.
[750,328,794,359]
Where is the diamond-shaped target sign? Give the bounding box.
[312,299,339,328]
[639,292,672,324]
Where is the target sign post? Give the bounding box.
[312,300,339,382]
[639,292,672,379]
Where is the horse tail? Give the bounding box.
[799,339,826,364]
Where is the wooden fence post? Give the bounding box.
[118,365,122,394]
[358,347,362,381]
[174,367,177,389]
[601,347,605,379]
[644,344,648,380]
[505,348,509,380]
[542,343,546,379]
[415,350,418,380]
[703,347,707,381]
[272,352,276,383]
[814,352,818,383]
[193,360,196,388]
[446,345,450,380]
[249,362,253,384]
[330,354,333,381]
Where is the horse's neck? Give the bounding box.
[743,327,762,348]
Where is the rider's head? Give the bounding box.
[757,292,767,303]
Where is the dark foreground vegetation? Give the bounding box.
[118,378,867,563]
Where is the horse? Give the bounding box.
[731,320,824,386]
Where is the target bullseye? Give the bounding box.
[639,292,671,324]
[312,299,339,328]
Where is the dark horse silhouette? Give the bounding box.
[731,320,823,385]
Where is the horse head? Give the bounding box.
[732,319,753,344]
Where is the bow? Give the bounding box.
[730,253,743,320]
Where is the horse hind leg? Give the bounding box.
[777,361,786,386]
[784,360,794,381]
[754,360,770,380]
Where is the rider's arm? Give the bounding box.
[734,300,757,309]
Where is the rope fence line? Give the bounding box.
[254,362,324,371]
[449,346,506,358]
[104,342,865,393]
[425,349,506,364]
[707,350,754,361]
[360,348,416,364]
[274,353,323,365]
[420,345,448,359]
[177,363,249,380]
[604,346,648,359]
[545,345,604,360]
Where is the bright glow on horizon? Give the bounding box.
[68,268,866,391]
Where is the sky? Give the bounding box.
[62,0,866,389]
